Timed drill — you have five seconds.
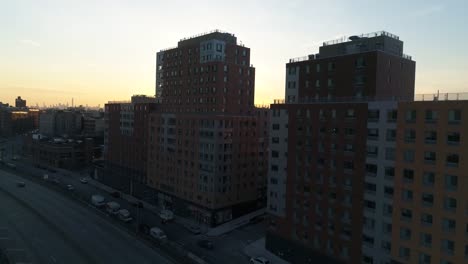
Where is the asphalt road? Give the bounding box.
[0,135,267,264]
[0,169,175,264]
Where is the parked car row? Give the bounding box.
[91,194,133,222]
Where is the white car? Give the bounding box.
[118,209,133,222]
[67,184,74,191]
[250,257,270,264]
[80,178,88,184]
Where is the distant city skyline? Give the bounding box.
[1,0,467,106]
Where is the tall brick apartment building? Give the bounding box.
[104,31,269,226]
[266,31,416,264]
[148,30,269,226]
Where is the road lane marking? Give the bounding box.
[5,248,26,252]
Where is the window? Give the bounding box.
[447,132,460,145]
[421,213,433,226]
[384,167,395,180]
[399,247,410,260]
[382,223,392,234]
[345,128,355,137]
[383,204,393,216]
[420,233,432,248]
[356,57,366,68]
[424,131,437,144]
[344,161,354,171]
[401,208,412,221]
[442,218,456,233]
[368,128,379,140]
[404,149,415,162]
[316,64,321,73]
[272,124,280,130]
[354,75,366,85]
[272,137,279,144]
[384,186,393,198]
[403,169,414,183]
[271,151,279,158]
[364,200,376,212]
[288,67,296,75]
[402,189,413,202]
[448,109,461,124]
[400,227,411,240]
[368,110,380,122]
[446,154,459,167]
[327,78,334,88]
[406,110,416,122]
[422,193,434,207]
[444,175,457,191]
[424,151,436,164]
[327,62,335,71]
[441,239,455,256]
[425,109,438,123]
[346,109,355,118]
[344,144,354,153]
[366,164,377,176]
[381,241,391,253]
[404,129,416,142]
[363,217,375,230]
[418,253,431,264]
[365,182,376,194]
[444,197,457,212]
[367,146,378,157]
[386,129,396,141]
[422,172,435,187]
[385,148,395,160]
[362,235,374,248]
[387,110,397,122]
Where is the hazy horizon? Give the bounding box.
[1,0,467,106]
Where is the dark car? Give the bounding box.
[130,201,144,208]
[184,224,201,235]
[16,181,26,187]
[197,240,214,250]
[138,224,150,234]
[111,191,121,198]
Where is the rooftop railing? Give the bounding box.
[272,93,468,105]
[289,56,310,63]
[179,29,234,42]
[323,31,399,46]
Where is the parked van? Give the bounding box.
[106,201,120,214]
[91,195,105,207]
[149,227,167,240]
[159,210,174,222]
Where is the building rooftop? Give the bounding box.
[159,29,240,51]
[288,30,411,62]
[322,31,399,46]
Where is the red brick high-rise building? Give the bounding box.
[148,30,269,226]
[266,31,415,264]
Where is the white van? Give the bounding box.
[159,210,174,222]
[149,227,167,240]
[106,201,121,214]
[91,195,105,207]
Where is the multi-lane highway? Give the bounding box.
[0,169,175,264]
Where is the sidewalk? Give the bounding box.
[243,237,290,264]
[206,208,265,237]
[87,177,264,237]
[87,178,210,232]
